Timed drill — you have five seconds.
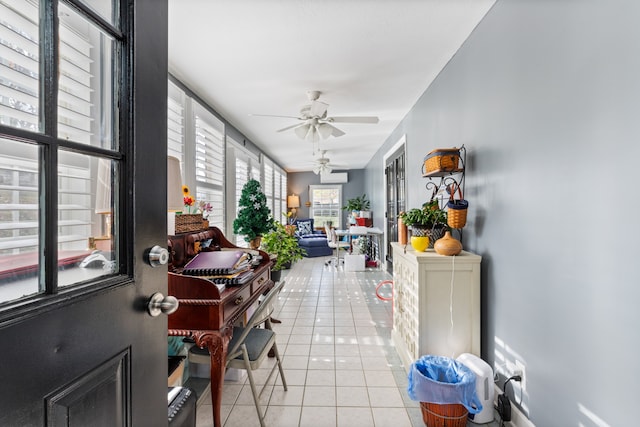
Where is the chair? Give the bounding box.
[189,281,287,427]
[324,224,350,267]
[293,218,333,257]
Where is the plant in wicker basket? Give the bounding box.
[398,200,448,249]
[232,179,273,247]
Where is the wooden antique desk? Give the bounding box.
[167,227,273,427]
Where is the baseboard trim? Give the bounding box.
[493,384,536,427]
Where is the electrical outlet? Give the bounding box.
[515,360,526,392]
[505,360,526,392]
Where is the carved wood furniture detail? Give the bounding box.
[167,227,273,427]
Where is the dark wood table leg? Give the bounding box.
[194,331,228,427]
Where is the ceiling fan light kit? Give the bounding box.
[252,90,380,143]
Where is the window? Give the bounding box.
[194,104,224,230]
[229,137,260,246]
[261,156,287,224]
[0,0,125,303]
[167,79,225,232]
[263,158,274,217]
[276,168,286,222]
[310,185,342,229]
[167,81,185,164]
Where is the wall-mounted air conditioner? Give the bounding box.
[320,172,348,183]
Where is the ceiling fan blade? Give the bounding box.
[277,123,303,133]
[249,113,302,120]
[312,165,321,175]
[309,100,329,118]
[294,124,310,139]
[328,116,379,124]
[330,125,345,138]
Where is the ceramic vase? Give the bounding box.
[433,231,462,256]
[410,236,430,252]
[398,217,407,245]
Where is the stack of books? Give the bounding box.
[182,250,254,286]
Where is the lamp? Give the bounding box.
[287,195,300,217]
[95,158,112,238]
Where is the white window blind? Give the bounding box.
[263,158,274,217]
[234,154,249,247]
[0,0,102,255]
[167,81,185,164]
[0,0,39,132]
[251,163,261,182]
[57,14,96,145]
[273,167,283,222]
[194,103,224,230]
[1,0,122,293]
[280,171,287,222]
[194,106,224,187]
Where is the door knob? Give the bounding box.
[147,292,179,317]
[146,245,169,267]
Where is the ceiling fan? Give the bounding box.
[312,150,345,175]
[251,90,379,143]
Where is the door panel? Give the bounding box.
[0,1,168,425]
[46,349,129,427]
[385,146,406,269]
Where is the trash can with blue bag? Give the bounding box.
[408,355,483,426]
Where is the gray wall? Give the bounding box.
[366,1,640,425]
[288,170,366,228]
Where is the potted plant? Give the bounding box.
[398,200,448,251]
[233,179,273,248]
[342,193,370,214]
[261,220,306,281]
[342,194,371,224]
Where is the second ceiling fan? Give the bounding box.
[252,90,379,143]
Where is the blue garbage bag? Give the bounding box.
[407,355,483,414]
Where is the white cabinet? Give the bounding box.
[391,243,481,371]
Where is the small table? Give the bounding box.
[335,226,383,268]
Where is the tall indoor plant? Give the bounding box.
[261,220,306,281]
[233,179,273,248]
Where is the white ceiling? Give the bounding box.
[168,0,495,173]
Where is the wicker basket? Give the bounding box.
[420,402,468,427]
[446,184,468,229]
[175,214,204,233]
[423,148,461,174]
[410,225,446,248]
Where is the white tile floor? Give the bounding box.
[194,255,500,427]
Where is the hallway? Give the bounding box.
[194,255,497,427]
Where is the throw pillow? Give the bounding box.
[296,220,313,236]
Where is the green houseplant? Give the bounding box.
[233,179,273,248]
[342,194,370,213]
[398,200,448,250]
[261,220,306,276]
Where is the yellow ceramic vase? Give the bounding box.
[410,236,430,252]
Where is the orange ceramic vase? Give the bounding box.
[434,231,462,256]
[398,217,408,245]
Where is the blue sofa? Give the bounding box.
[292,218,332,258]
